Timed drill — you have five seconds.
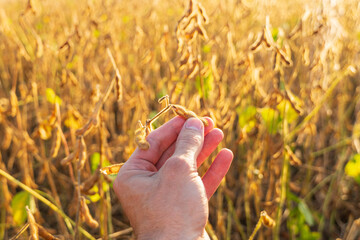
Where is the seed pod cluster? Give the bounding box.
[74,49,121,138]
[176,0,209,79]
[133,95,208,150]
[250,17,292,68]
[176,0,209,52]
[101,95,207,175]
[58,25,80,61]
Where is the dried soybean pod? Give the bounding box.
[26,206,38,240]
[36,223,60,240]
[61,136,80,165]
[186,61,200,79]
[80,170,100,193]
[75,120,94,136]
[263,27,273,48]
[179,48,190,68]
[135,128,150,150]
[138,141,150,150]
[100,163,124,175]
[263,17,274,48]
[77,136,87,170]
[260,211,275,228]
[277,48,291,66]
[9,90,18,117]
[50,126,61,158]
[135,121,150,150]
[272,50,278,70]
[249,210,275,240]
[250,32,264,51]
[288,20,302,39]
[1,126,12,150]
[197,1,209,24]
[115,75,122,102]
[60,151,76,165]
[185,27,198,42]
[196,24,208,40]
[80,196,99,228]
[171,104,208,126]
[284,145,302,166]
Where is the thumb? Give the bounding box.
[172,117,204,168]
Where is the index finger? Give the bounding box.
[128,116,186,166]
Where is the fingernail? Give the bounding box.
[185,118,203,131]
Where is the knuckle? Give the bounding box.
[163,156,192,175]
[179,133,203,146]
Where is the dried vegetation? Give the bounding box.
[0,0,360,239]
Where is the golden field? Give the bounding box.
[0,0,360,239]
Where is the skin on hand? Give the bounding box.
[113,116,233,240]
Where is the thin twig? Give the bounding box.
[96,227,133,240]
[9,223,29,240]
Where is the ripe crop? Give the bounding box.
[0,0,359,239]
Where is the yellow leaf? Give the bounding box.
[345,154,360,178]
[46,88,62,105]
[64,109,83,129]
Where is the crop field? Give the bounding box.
[0,0,360,239]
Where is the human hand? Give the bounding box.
[113,116,233,240]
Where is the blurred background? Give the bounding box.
[0,0,360,239]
